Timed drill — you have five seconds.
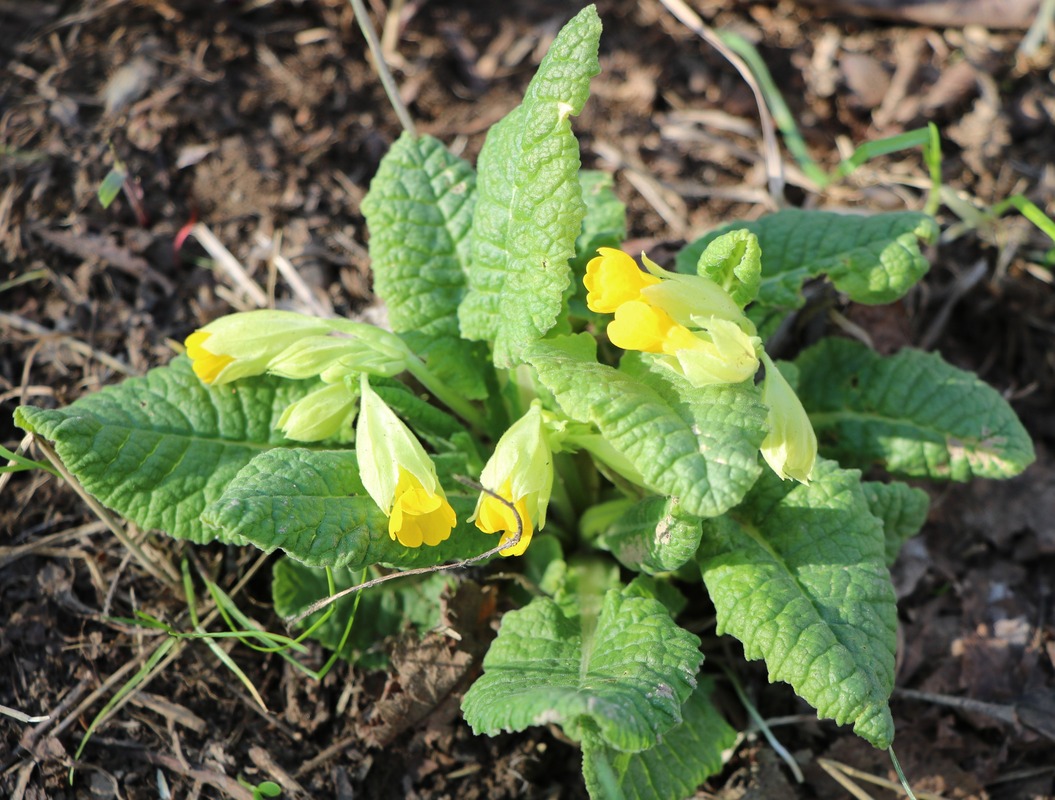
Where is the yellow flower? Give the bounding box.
[584,248,761,387]
[183,311,334,385]
[759,353,817,484]
[585,247,660,313]
[356,376,456,547]
[184,311,411,386]
[185,330,235,384]
[470,405,553,557]
[607,300,700,355]
[388,468,458,547]
[474,479,534,556]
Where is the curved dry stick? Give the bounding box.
[284,476,522,625]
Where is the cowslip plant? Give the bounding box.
[12,6,1036,797]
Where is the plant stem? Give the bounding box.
[348,0,417,136]
[403,355,484,433]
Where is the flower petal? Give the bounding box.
[608,300,682,353]
[389,469,456,547]
[584,248,660,313]
[184,331,234,384]
[759,353,817,484]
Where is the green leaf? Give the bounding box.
[361,132,474,339]
[271,557,450,668]
[552,556,622,621]
[13,357,326,545]
[795,338,1035,481]
[591,496,702,575]
[200,447,497,569]
[201,448,380,565]
[97,166,126,209]
[676,210,938,333]
[581,677,736,800]
[694,228,762,308]
[461,587,702,752]
[370,376,471,446]
[521,534,567,597]
[458,5,602,366]
[401,333,490,402]
[698,458,897,748]
[572,170,627,272]
[529,337,766,518]
[625,575,688,617]
[862,481,930,566]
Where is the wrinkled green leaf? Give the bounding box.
[590,496,702,575]
[362,132,474,339]
[698,458,898,748]
[458,5,602,366]
[401,333,490,402]
[462,587,702,752]
[581,677,735,800]
[796,338,1035,481]
[528,336,765,518]
[694,228,761,308]
[552,556,622,621]
[625,575,688,617]
[200,447,497,569]
[861,481,930,566]
[14,357,326,545]
[271,557,450,668]
[677,210,938,334]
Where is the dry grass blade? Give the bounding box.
[128,750,256,800]
[593,139,689,237]
[189,223,269,309]
[0,704,50,724]
[818,757,949,800]
[32,437,182,590]
[816,758,878,800]
[348,0,417,135]
[0,312,137,377]
[258,230,334,318]
[656,0,785,204]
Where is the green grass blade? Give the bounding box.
[922,123,943,217]
[0,443,59,476]
[202,578,311,654]
[717,29,829,187]
[832,127,932,179]
[71,637,177,773]
[992,194,1055,257]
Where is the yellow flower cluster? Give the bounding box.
[186,313,551,554]
[585,248,761,386]
[585,248,816,484]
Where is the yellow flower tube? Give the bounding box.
[759,352,818,484]
[184,311,335,385]
[356,376,456,547]
[470,404,554,557]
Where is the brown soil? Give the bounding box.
[2,1,1054,798]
